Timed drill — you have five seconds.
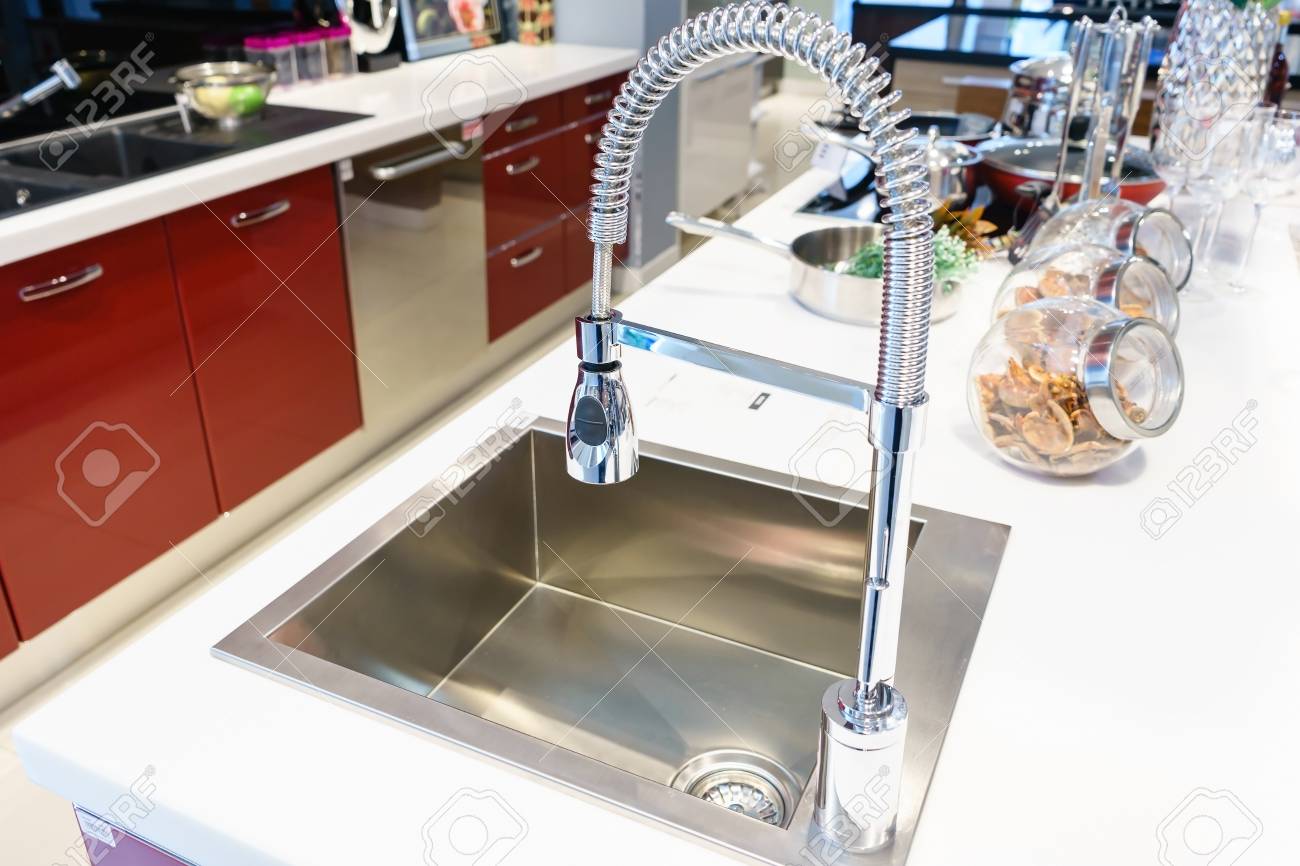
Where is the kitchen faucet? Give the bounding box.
[564,2,934,854]
[0,60,80,121]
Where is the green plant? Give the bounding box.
[844,226,979,283]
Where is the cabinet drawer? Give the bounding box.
[562,71,626,121]
[483,133,567,250]
[165,167,363,510]
[0,220,219,638]
[77,809,193,865]
[0,585,18,658]
[484,92,563,154]
[487,220,567,340]
[561,117,603,207]
[563,214,627,294]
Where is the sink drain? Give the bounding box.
[671,749,800,827]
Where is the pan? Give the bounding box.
[978,137,1166,211]
[668,212,961,325]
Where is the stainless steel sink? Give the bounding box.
[216,419,1007,864]
[0,126,229,180]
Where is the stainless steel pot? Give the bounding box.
[907,126,982,211]
[667,212,963,325]
[1002,53,1076,141]
[817,126,981,212]
[669,211,885,325]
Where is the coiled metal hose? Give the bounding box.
[586,1,934,406]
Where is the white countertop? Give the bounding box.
[16,169,1300,866]
[0,42,637,266]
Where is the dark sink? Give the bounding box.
[0,175,86,216]
[0,127,230,180]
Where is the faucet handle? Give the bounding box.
[50,59,81,91]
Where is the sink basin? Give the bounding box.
[216,419,1007,864]
[0,126,230,180]
[0,175,87,215]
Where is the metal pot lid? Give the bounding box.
[906,126,982,170]
[978,137,1159,185]
[1010,53,1073,87]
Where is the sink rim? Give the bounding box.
[213,417,1008,865]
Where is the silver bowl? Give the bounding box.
[174,61,276,129]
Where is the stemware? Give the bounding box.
[1218,107,1300,292]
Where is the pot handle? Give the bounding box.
[666,212,792,257]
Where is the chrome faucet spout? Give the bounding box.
[0,60,80,121]
[564,3,934,853]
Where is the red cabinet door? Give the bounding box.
[0,583,18,658]
[487,218,568,340]
[0,220,219,638]
[483,91,563,155]
[483,132,568,251]
[165,167,362,511]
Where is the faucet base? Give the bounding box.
[813,679,909,854]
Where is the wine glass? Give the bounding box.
[1220,107,1300,292]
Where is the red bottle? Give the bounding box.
[1265,10,1291,107]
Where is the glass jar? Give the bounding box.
[968,297,1184,476]
[992,242,1180,334]
[1031,198,1193,292]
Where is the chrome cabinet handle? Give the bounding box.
[505,155,540,176]
[504,115,539,134]
[18,263,104,302]
[509,247,544,268]
[583,89,613,106]
[229,199,291,228]
[369,142,467,181]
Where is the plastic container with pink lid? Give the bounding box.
[291,30,327,81]
[243,34,297,85]
[323,24,357,77]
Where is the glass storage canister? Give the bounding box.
[992,242,1181,335]
[292,30,327,82]
[244,34,297,86]
[324,24,357,76]
[1029,197,1193,292]
[968,297,1184,477]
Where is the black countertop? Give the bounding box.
[887,12,1169,68]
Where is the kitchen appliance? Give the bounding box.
[678,55,762,218]
[398,0,504,60]
[340,127,488,441]
[337,0,402,71]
